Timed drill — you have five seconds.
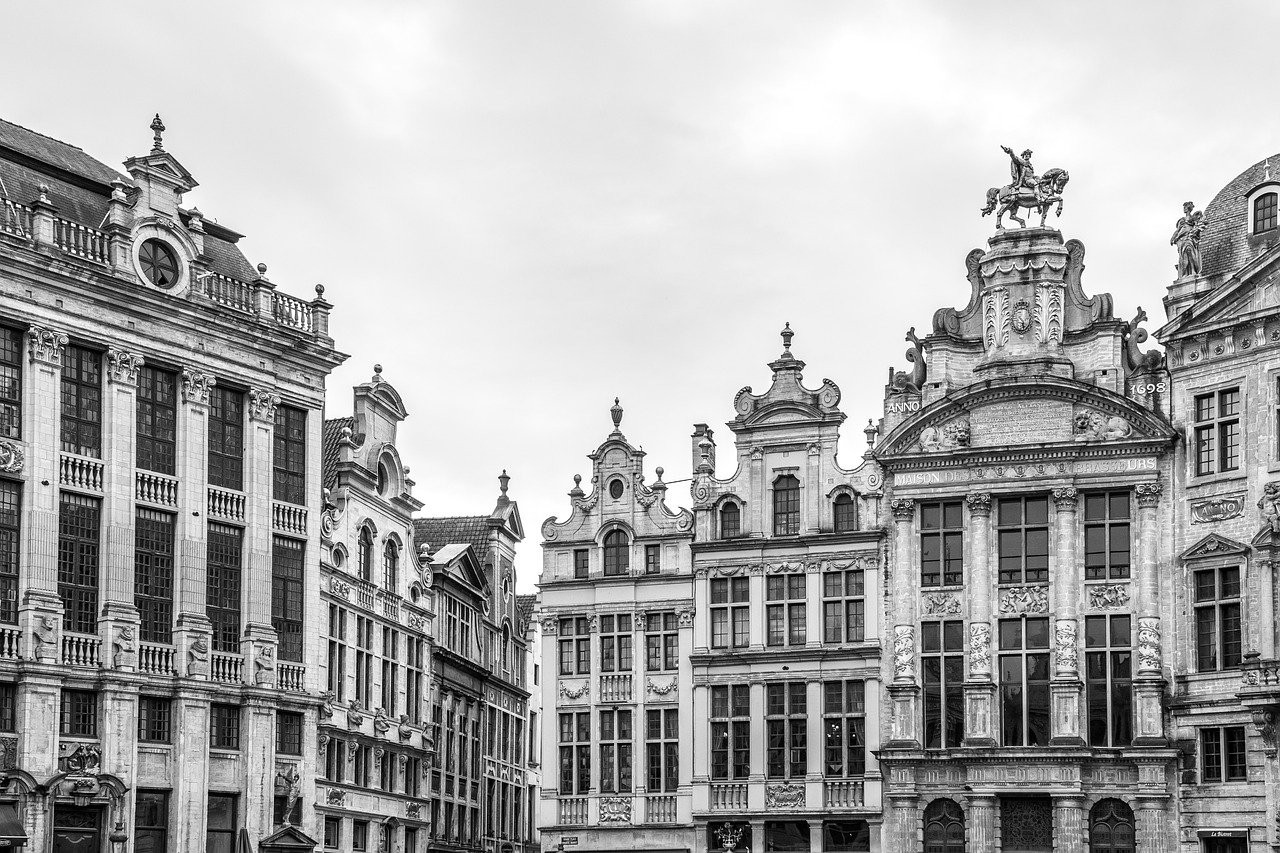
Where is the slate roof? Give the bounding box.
[321,417,356,491]
[515,593,537,634]
[1199,152,1280,279]
[413,516,492,563]
[0,118,125,186]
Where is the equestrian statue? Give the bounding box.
[980,145,1070,229]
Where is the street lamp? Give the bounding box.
[716,824,745,853]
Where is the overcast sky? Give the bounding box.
[3,2,1276,591]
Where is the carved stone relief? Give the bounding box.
[969,623,992,674]
[998,585,1049,614]
[1086,584,1130,610]
[1074,410,1132,441]
[0,440,23,473]
[923,592,961,616]
[765,782,805,809]
[599,796,632,823]
[1137,617,1161,671]
[1054,620,1078,672]
[919,418,971,453]
[892,625,915,681]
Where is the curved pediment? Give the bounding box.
[876,376,1175,459]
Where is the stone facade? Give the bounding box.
[0,117,344,851]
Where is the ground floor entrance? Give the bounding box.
[51,804,103,853]
[704,820,872,852]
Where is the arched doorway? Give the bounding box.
[923,798,965,853]
[1088,799,1135,853]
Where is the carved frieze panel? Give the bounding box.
[923,592,962,616]
[599,796,632,823]
[1086,584,1130,610]
[765,782,805,809]
[0,440,23,473]
[965,763,1080,785]
[558,680,589,703]
[998,585,1048,614]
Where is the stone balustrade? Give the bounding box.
[278,663,306,693]
[136,470,179,507]
[272,501,308,535]
[53,216,108,264]
[0,626,19,660]
[138,642,176,675]
[59,453,104,492]
[207,486,246,522]
[599,673,633,703]
[1,201,31,238]
[824,779,865,808]
[61,632,102,667]
[557,797,588,826]
[212,652,244,684]
[643,794,678,823]
[710,782,749,811]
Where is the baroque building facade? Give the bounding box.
[0,117,344,851]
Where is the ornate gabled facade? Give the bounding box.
[316,367,434,853]
[539,403,696,849]
[1156,152,1280,850]
[874,216,1179,851]
[0,116,345,852]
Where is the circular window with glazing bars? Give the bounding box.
[139,238,180,288]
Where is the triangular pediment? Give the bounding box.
[261,824,318,850]
[1159,245,1280,340]
[432,545,489,594]
[1181,532,1251,562]
[124,151,198,190]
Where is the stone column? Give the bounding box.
[1257,557,1276,659]
[887,498,919,748]
[1050,488,1083,745]
[807,820,823,853]
[750,819,765,853]
[1132,482,1165,745]
[693,571,710,652]
[99,347,145,671]
[691,683,710,783]
[968,794,997,851]
[175,369,215,680]
[1134,796,1169,851]
[805,568,821,649]
[242,389,280,671]
[748,680,766,794]
[805,679,823,780]
[98,672,139,806]
[747,569,765,651]
[884,794,919,852]
[243,696,277,844]
[806,443,821,534]
[963,494,997,747]
[748,447,764,534]
[1052,794,1086,853]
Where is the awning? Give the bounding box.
[0,802,26,848]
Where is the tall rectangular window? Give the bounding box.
[206,794,237,853]
[646,709,679,792]
[823,679,866,777]
[645,612,679,672]
[599,709,633,794]
[138,697,172,743]
[0,327,20,440]
[323,737,345,782]
[573,549,588,579]
[599,614,633,673]
[1200,726,1247,782]
[0,479,19,625]
[327,604,348,702]
[1194,388,1241,476]
[557,712,590,794]
[822,564,865,643]
[272,536,305,662]
[210,704,241,750]
[273,405,307,504]
[1084,492,1131,580]
[710,577,750,649]
[0,683,14,732]
[773,475,800,535]
[135,791,169,853]
[60,345,101,457]
[920,500,963,586]
[137,366,177,475]
[135,508,175,643]
[999,617,1051,746]
[766,574,806,646]
[207,524,243,653]
[1195,566,1242,671]
[323,816,341,851]
[58,493,101,634]
[710,684,750,780]
[355,616,374,706]
[557,616,591,675]
[60,689,97,737]
[276,711,303,755]
[208,386,244,491]
[997,496,1049,585]
[1085,614,1132,747]
[406,636,425,724]
[354,745,372,787]
[351,820,368,852]
[381,627,400,714]
[766,682,807,779]
[645,544,660,574]
[922,620,964,749]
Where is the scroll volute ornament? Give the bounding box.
[249,388,281,423]
[107,347,145,385]
[26,325,68,366]
[889,498,915,522]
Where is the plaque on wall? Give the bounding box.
[1190,493,1245,524]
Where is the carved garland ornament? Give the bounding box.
[646,677,678,697]
[559,682,588,700]
[765,782,805,809]
[892,625,915,681]
[969,622,992,674]
[0,440,23,474]
[1054,620,1078,672]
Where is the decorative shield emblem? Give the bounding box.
[1011,300,1033,334]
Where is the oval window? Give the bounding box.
[139,239,180,288]
[609,479,625,500]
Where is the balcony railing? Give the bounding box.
[1,201,31,238]
[139,642,176,675]
[136,470,179,507]
[208,486,246,522]
[53,216,108,264]
[62,632,102,667]
[557,797,588,826]
[354,578,377,611]
[212,652,244,684]
[272,501,307,535]
[0,626,19,660]
[272,291,314,332]
[59,453,104,492]
[825,779,865,809]
[278,663,306,693]
[710,783,748,811]
[599,673,633,703]
[643,795,677,824]
[204,271,254,313]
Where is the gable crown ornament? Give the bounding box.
[980,145,1070,230]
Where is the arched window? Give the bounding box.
[358,527,374,582]
[383,540,399,591]
[719,502,741,539]
[603,530,629,576]
[377,460,390,495]
[502,624,511,671]
[1089,799,1135,853]
[923,798,965,853]
[773,475,800,536]
[1255,192,1278,234]
[833,493,857,532]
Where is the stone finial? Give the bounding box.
[315,284,326,297]
[256,262,269,279]
[610,398,623,434]
[110,179,129,203]
[655,466,664,482]
[863,419,878,448]
[780,322,794,356]
[569,474,584,498]
[37,183,50,205]
[150,113,166,153]
[372,364,383,382]
[498,469,510,497]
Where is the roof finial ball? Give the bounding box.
[498,469,510,497]
[150,113,165,153]
[372,364,383,382]
[780,322,794,355]
[610,397,624,433]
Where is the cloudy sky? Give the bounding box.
[3,2,1275,590]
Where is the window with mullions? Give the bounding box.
[137,366,177,475]
[719,502,741,538]
[0,683,14,732]
[600,614,633,673]
[572,549,588,578]
[711,577,750,649]
[646,709,679,792]
[207,523,242,652]
[773,475,800,535]
[206,794,237,853]
[645,544,660,574]
[1200,726,1247,782]
[382,540,399,591]
[710,684,751,780]
[135,508,175,643]
[208,386,244,491]
[833,492,857,532]
[0,480,19,625]
[1084,492,1131,580]
[60,689,98,737]
[766,682,807,779]
[58,492,100,634]
[766,574,806,646]
[210,704,240,749]
[273,405,307,505]
[1195,566,1242,671]
[999,617,1051,746]
[272,537,305,662]
[599,709,633,794]
[921,500,963,587]
[557,617,590,675]
[603,530,629,576]
[406,636,426,724]
[645,612,679,671]
[923,620,964,749]
[1255,192,1278,234]
[138,697,172,743]
[823,679,866,777]
[327,604,348,702]
[0,327,19,440]
[355,616,374,707]
[558,712,590,794]
[1085,615,1132,747]
[135,791,169,853]
[277,710,303,755]
[357,527,374,582]
[381,627,400,715]
[1194,388,1241,476]
[60,345,101,457]
[997,496,1049,585]
[822,565,865,643]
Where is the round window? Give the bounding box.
[139,239,180,288]
[609,479,625,500]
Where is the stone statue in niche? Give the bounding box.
[187,636,210,678]
[112,626,137,670]
[373,707,392,735]
[889,327,927,395]
[1170,201,1205,278]
[32,615,58,662]
[1259,482,1280,535]
[274,765,301,826]
[253,645,276,687]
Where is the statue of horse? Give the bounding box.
[980,168,1070,229]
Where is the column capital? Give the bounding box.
[889,498,915,522]
[106,346,145,385]
[1051,487,1079,511]
[26,324,68,367]
[1135,481,1162,508]
[181,368,216,406]
[248,387,281,423]
[965,492,993,516]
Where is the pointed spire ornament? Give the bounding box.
[780,322,794,356]
[498,469,510,498]
[610,397,624,435]
[150,113,166,153]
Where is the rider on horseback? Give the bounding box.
[1002,145,1044,201]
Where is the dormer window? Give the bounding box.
[358,527,374,582]
[719,502,741,539]
[603,530,629,576]
[377,460,390,495]
[1256,192,1278,234]
[139,239,179,288]
[773,475,800,536]
[833,493,857,532]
